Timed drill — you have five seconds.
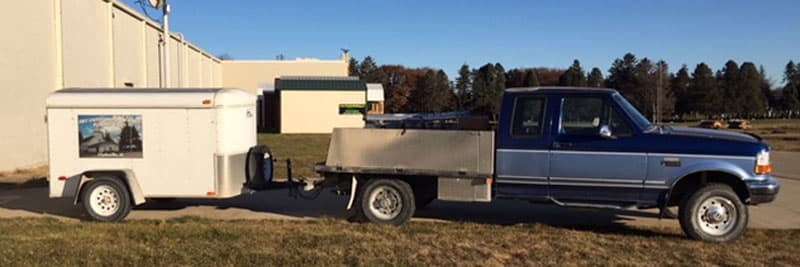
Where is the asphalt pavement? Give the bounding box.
[0,152,797,230]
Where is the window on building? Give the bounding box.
[339,104,366,115]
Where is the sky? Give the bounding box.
[124,0,799,84]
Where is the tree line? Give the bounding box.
[349,54,800,120]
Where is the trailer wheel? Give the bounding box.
[359,179,415,225]
[81,177,132,222]
[678,183,748,242]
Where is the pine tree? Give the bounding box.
[524,69,540,87]
[587,68,604,87]
[690,63,718,114]
[471,63,504,114]
[607,53,639,106]
[782,61,800,110]
[559,60,588,87]
[348,57,360,77]
[455,64,472,111]
[738,62,767,114]
[358,56,386,83]
[671,65,691,116]
[719,60,742,114]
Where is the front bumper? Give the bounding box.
[747,176,780,204]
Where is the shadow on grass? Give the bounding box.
[0,184,681,239]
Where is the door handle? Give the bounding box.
[553,141,573,149]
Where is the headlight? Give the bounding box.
[755,150,772,175]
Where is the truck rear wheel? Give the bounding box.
[678,183,748,242]
[81,177,132,222]
[358,179,415,225]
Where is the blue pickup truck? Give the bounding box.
[308,87,780,242]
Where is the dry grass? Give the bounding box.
[0,217,797,266]
[258,134,331,179]
[0,166,48,187]
[666,119,800,152]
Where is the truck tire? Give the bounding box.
[81,177,132,222]
[358,179,415,225]
[678,183,748,242]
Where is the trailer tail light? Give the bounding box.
[58,176,68,181]
[202,99,212,105]
[487,177,493,185]
[206,192,217,197]
[755,151,772,175]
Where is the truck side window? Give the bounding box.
[560,97,603,136]
[607,105,633,137]
[511,97,545,137]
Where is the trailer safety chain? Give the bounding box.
[285,159,324,200]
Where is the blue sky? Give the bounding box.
[125,0,798,84]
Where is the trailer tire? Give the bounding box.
[81,177,132,222]
[359,179,415,225]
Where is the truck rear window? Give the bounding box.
[511,97,545,137]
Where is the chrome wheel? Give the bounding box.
[89,184,120,217]
[696,196,738,236]
[367,185,402,220]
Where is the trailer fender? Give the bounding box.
[346,175,358,210]
[75,170,146,206]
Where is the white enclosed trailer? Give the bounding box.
[46,88,263,221]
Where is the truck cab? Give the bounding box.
[494,87,779,241]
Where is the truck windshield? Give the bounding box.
[612,93,652,131]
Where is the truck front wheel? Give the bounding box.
[358,179,415,225]
[81,177,132,222]
[678,183,748,242]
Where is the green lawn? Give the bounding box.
[0,218,797,266]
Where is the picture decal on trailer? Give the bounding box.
[78,115,143,158]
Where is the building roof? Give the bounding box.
[367,83,384,102]
[276,77,367,91]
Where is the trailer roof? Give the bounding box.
[46,88,255,109]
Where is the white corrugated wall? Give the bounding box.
[0,0,222,171]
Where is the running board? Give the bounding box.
[548,197,635,210]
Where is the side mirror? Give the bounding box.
[599,125,615,139]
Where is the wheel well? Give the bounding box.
[353,174,436,197]
[668,171,749,206]
[79,171,132,203]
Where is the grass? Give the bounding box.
[258,134,330,179]
[665,119,800,152]
[0,217,798,266]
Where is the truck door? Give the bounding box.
[494,93,553,201]
[548,95,646,205]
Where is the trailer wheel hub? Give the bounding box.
[89,185,120,216]
[368,185,402,220]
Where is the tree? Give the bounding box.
[470,63,505,115]
[358,56,386,83]
[719,60,742,114]
[523,69,540,87]
[558,60,588,87]
[455,64,472,111]
[348,57,360,77]
[782,61,800,110]
[607,53,639,107]
[689,63,719,114]
[738,62,768,114]
[587,68,604,88]
[671,65,692,116]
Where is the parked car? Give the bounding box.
[728,119,751,129]
[699,120,725,129]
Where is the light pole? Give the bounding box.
[148,0,170,88]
